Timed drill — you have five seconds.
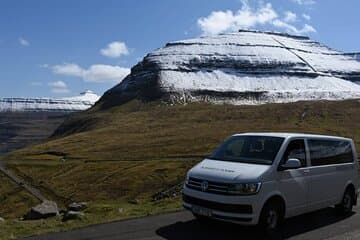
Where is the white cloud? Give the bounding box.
[52,63,83,77]
[197,1,316,36]
[302,14,311,20]
[82,65,130,83]
[48,81,67,88]
[273,19,316,35]
[272,20,316,34]
[51,88,70,94]
[48,81,70,94]
[284,11,297,23]
[19,37,30,46]
[51,63,130,83]
[100,41,129,58]
[197,1,278,35]
[291,0,316,5]
[301,24,316,33]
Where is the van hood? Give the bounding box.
[189,159,271,183]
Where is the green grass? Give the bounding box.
[1,99,360,238]
[6,160,197,205]
[1,159,192,239]
[0,172,40,219]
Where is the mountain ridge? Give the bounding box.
[0,90,100,112]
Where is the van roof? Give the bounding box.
[233,132,352,141]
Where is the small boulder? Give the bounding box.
[68,202,87,212]
[62,211,84,222]
[24,201,59,220]
[0,217,4,222]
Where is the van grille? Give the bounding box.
[183,194,253,214]
[186,177,234,195]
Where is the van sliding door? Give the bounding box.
[307,139,354,210]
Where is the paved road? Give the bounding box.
[25,200,360,240]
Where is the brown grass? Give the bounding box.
[5,99,360,162]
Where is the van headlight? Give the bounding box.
[185,174,190,185]
[228,182,262,195]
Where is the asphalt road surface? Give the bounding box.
[25,200,360,240]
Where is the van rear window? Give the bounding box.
[308,139,354,166]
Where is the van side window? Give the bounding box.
[308,139,354,166]
[282,140,307,167]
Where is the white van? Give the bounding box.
[183,133,359,233]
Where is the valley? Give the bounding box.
[0,112,69,156]
[1,99,360,239]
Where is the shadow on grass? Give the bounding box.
[156,208,355,240]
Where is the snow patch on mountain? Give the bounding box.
[0,91,100,112]
[62,90,100,103]
[101,30,360,107]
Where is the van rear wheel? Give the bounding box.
[335,188,354,215]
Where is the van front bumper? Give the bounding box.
[182,186,262,225]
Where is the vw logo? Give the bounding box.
[201,181,209,192]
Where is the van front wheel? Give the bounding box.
[192,213,212,223]
[335,188,354,215]
[258,202,283,236]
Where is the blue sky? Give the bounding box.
[1,0,359,98]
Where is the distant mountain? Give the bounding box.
[0,90,100,112]
[354,53,360,62]
[100,30,360,108]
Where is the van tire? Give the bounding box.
[335,188,354,215]
[258,201,284,237]
[192,213,212,223]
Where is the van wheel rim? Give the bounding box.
[266,210,278,229]
[344,194,352,211]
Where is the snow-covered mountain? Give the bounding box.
[0,90,100,112]
[101,30,360,107]
[354,53,360,62]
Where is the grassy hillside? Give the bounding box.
[3,99,360,203]
[5,99,360,162]
[1,99,360,238]
[0,172,39,219]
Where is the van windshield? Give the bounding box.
[209,136,285,165]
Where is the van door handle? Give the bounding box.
[303,169,310,174]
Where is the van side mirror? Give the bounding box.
[280,158,302,170]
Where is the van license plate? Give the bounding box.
[192,205,212,217]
